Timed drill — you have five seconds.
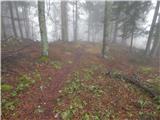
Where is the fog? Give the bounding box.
[1,1,159,51]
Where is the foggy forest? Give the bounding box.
[1,0,160,119]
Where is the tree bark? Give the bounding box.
[130,26,134,52]
[121,23,127,45]
[150,14,160,57]
[22,5,30,39]
[102,1,112,57]
[8,1,17,37]
[87,10,91,42]
[15,2,24,39]
[145,1,160,56]
[61,1,68,41]
[74,1,78,41]
[1,16,7,40]
[38,1,49,56]
[112,21,118,43]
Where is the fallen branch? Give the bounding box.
[105,70,160,98]
[2,42,35,61]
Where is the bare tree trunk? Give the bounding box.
[15,2,24,39]
[72,1,75,41]
[102,1,112,57]
[102,2,108,57]
[22,5,30,39]
[88,10,91,42]
[24,6,30,38]
[121,23,127,45]
[61,1,68,41]
[74,1,78,41]
[130,26,134,52]
[112,21,118,43]
[145,1,160,56]
[150,14,160,57]
[1,16,7,40]
[109,21,114,42]
[38,1,48,56]
[8,1,17,37]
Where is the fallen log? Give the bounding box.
[1,41,35,62]
[105,70,160,98]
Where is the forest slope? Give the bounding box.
[1,41,160,120]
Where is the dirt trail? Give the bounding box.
[14,46,85,120]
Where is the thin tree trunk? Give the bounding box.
[38,1,49,56]
[8,1,17,37]
[61,1,68,41]
[109,21,114,42]
[130,26,134,52]
[112,21,118,43]
[73,1,75,41]
[25,6,30,38]
[22,6,28,38]
[1,16,7,40]
[102,1,112,57]
[102,2,108,57]
[22,5,30,38]
[145,1,160,56]
[150,14,160,57]
[74,1,78,41]
[121,23,127,45]
[15,2,24,39]
[88,10,91,42]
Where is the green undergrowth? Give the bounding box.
[2,70,42,115]
[51,60,63,70]
[138,66,153,75]
[53,63,159,119]
[11,74,35,97]
[146,76,160,92]
[39,56,49,63]
[53,65,108,119]
[1,84,13,92]
[2,98,19,113]
[61,97,86,120]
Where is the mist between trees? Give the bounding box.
[1,1,160,119]
[1,1,160,58]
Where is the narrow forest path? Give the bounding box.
[13,46,85,119]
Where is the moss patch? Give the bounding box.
[1,84,13,92]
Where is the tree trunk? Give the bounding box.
[112,10,120,43]
[1,16,7,40]
[130,26,134,52]
[109,21,114,42]
[102,1,112,57]
[150,14,160,57]
[8,1,17,37]
[88,10,91,42]
[15,2,24,39]
[74,1,78,41]
[61,1,68,41]
[72,1,75,41]
[38,1,49,56]
[145,1,160,56]
[121,23,127,45]
[22,5,30,39]
[112,21,118,43]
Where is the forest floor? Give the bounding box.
[1,40,160,120]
